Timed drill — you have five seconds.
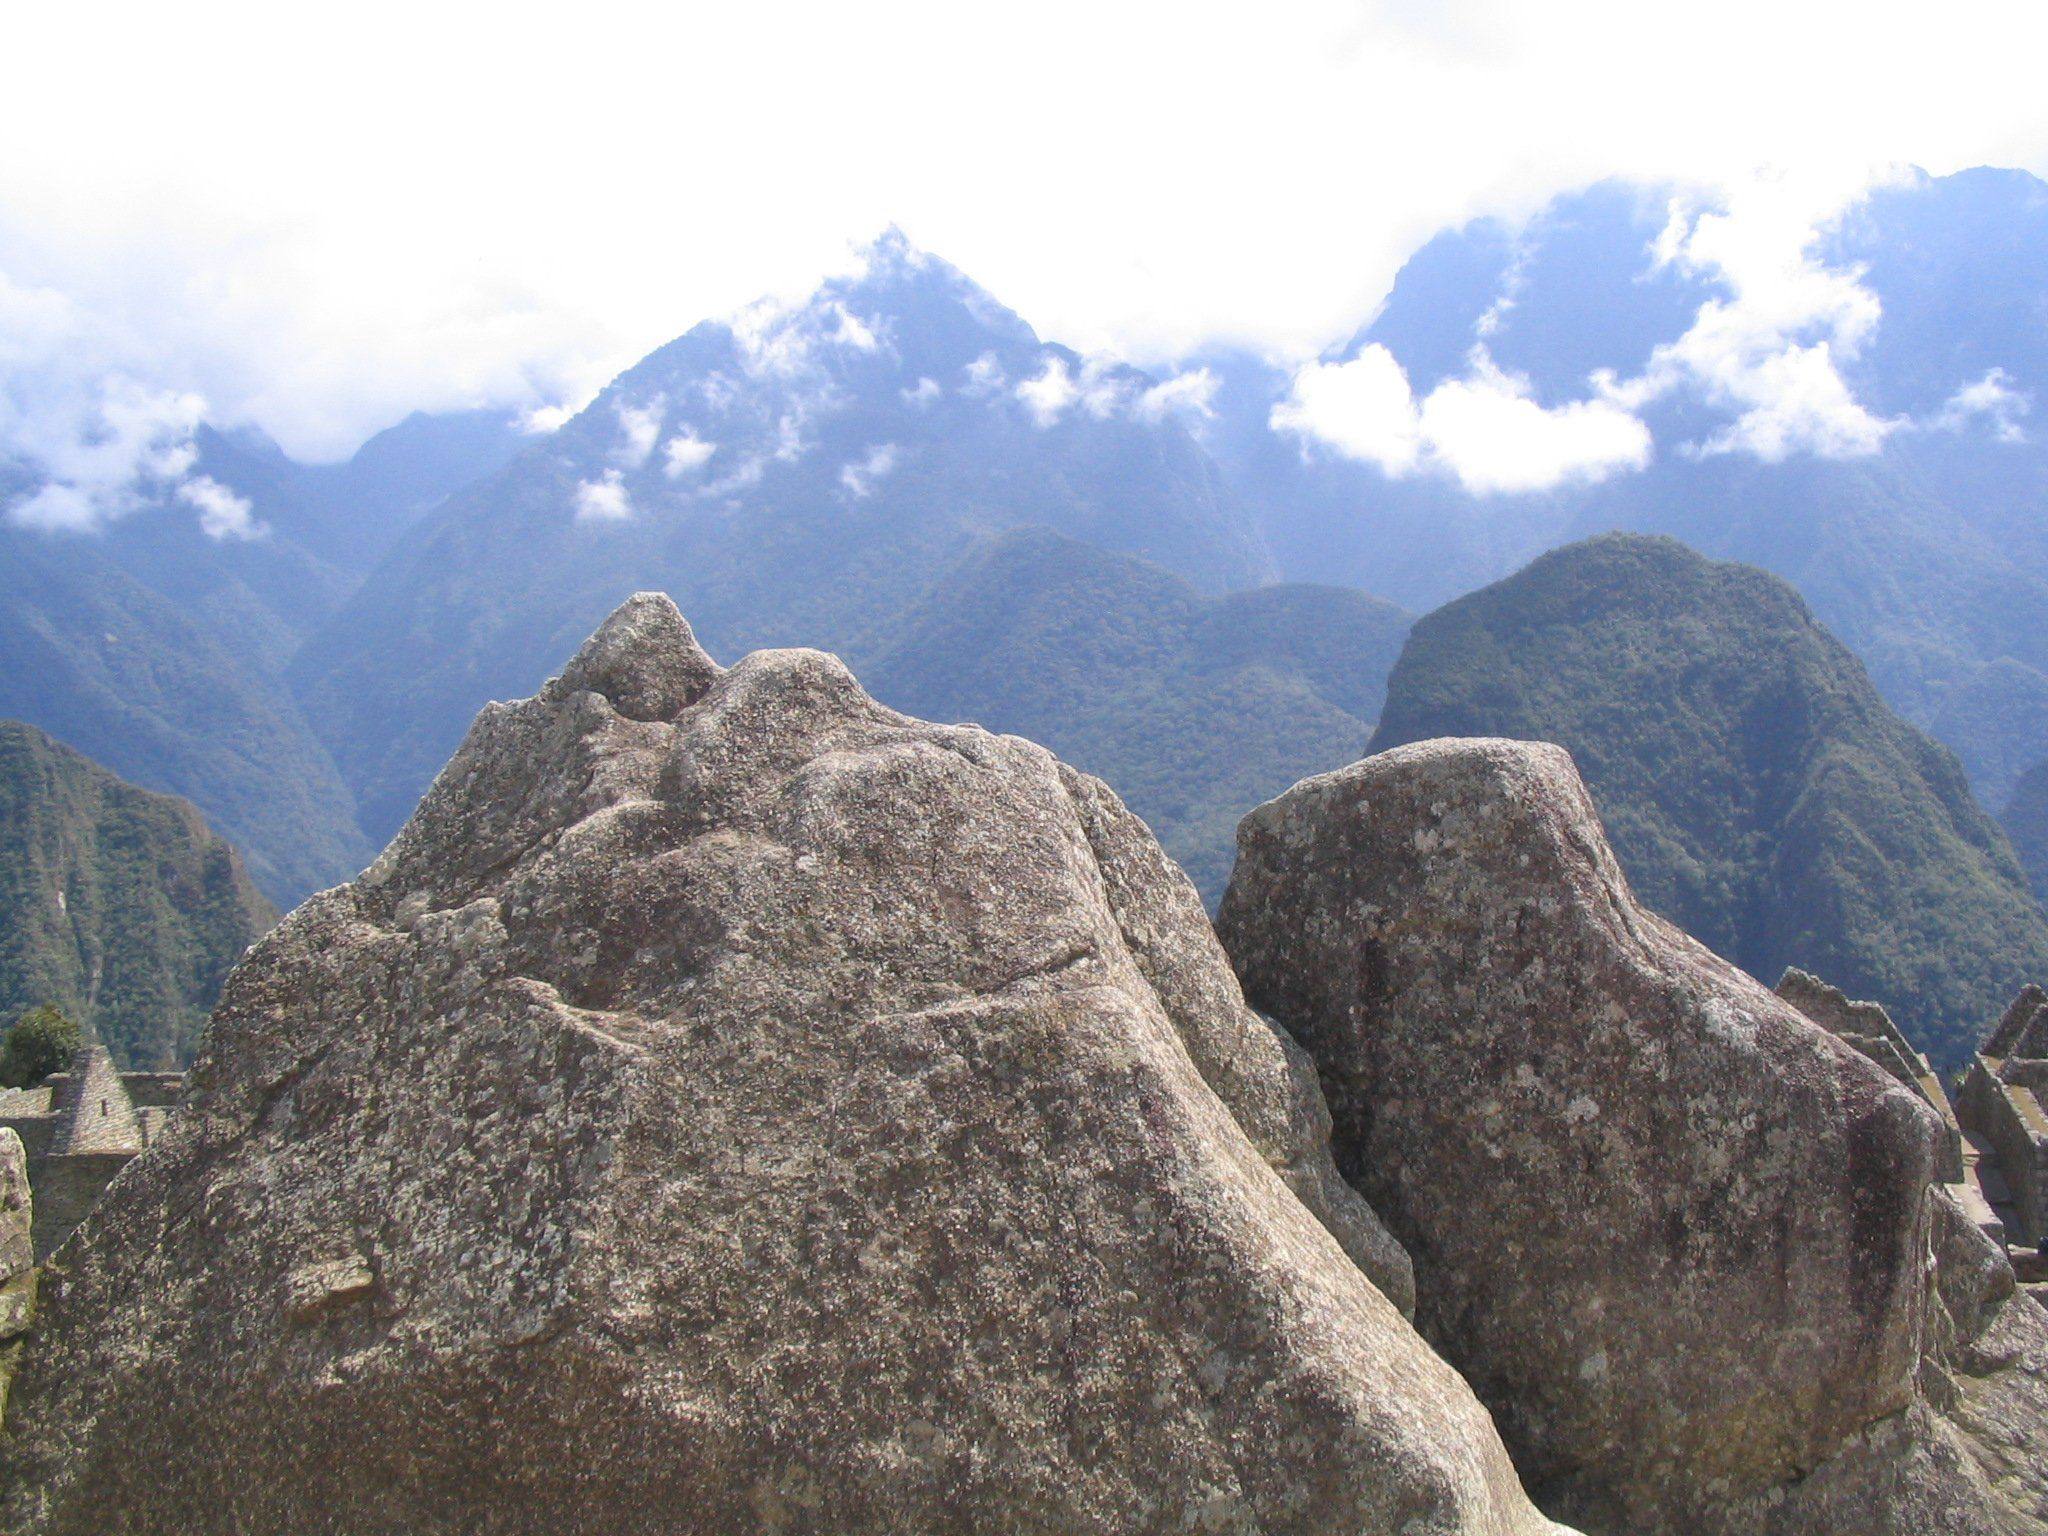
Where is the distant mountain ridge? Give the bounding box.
[287,235,1274,842]
[1196,167,2048,821]
[858,527,1409,900]
[2001,761,2048,902]
[0,408,527,904]
[0,529,370,902]
[8,174,2048,947]
[0,720,276,1069]
[1369,533,2048,1067]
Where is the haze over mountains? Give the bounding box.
[5,167,2048,1062]
[0,412,526,899]
[290,234,1272,847]
[1199,169,2048,812]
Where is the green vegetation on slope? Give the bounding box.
[0,722,277,1070]
[860,528,1411,902]
[1369,533,2048,1069]
[2001,760,2048,904]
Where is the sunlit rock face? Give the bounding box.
[0,595,1570,1536]
[1220,736,2048,1536]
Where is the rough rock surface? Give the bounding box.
[0,1127,32,1420]
[0,596,1569,1536]
[1218,737,2048,1535]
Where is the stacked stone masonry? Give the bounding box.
[0,1048,181,1260]
[1959,986,2048,1295]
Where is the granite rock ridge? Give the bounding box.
[0,595,1569,1536]
[1218,736,2048,1536]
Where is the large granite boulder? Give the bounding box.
[1218,737,2048,1534]
[1,598,1568,1536]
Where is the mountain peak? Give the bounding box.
[821,229,1042,364]
[1368,531,2048,1066]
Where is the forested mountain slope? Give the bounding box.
[860,528,1409,899]
[1369,533,2048,1067]
[0,720,275,1068]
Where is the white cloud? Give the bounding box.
[8,484,96,533]
[901,376,941,406]
[1274,174,1903,485]
[573,470,633,522]
[838,442,899,497]
[520,403,574,434]
[1686,344,1891,461]
[771,411,807,462]
[1135,367,1219,423]
[961,352,1005,397]
[1273,344,1650,493]
[1,328,206,533]
[1934,368,2030,441]
[1076,357,1129,419]
[695,373,740,413]
[827,303,880,352]
[1420,358,1652,492]
[662,430,717,476]
[1601,177,1898,461]
[700,455,767,498]
[1003,355,1217,431]
[731,295,883,384]
[1271,345,1424,475]
[1,0,2047,467]
[729,299,817,380]
[1015,357,1079,427]
[176,473,264,539]
[613,395,664,468]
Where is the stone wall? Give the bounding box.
[120,1073,185,1110]
[1959,1061,2048,1248]
[1776,968,1966,1181]
[2006,1059,2048,1093]
[1,1055,182,1260]
[0,1113,54,1165]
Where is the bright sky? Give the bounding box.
[4,0,2047,465]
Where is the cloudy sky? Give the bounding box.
[4,0,2046,491]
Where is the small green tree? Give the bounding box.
[0,1005,82,1089]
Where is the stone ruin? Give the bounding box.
[1773,967,1986,1204]
[1774,968,1965,1173]
[1958,985,2048,1303]
[0,1046,181,1259]
[1775,967,2048,1306]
